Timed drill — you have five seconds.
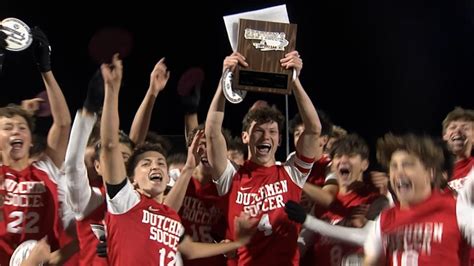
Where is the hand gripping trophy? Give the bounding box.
[222,5,297,103]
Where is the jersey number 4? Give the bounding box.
[257,213,273,236]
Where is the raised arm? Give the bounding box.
[31,27,71,167]
[164,130,203,211]
[205,52,248,179]
[178,68,203,143]
[129,58,169,145]
[281,51,321,160]
[184,113,199,144]
[64,109,103,218]
[100,54,127,185]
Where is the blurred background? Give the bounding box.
[1,0,473,161]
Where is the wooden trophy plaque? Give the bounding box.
[234,19,297,95]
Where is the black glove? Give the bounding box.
[0,28,6,73]
[179,85,201,114]
[285,200,307,224]
[31,26,51,72]
[96,235,107,258]
[177,68,204,114]
[83,68,104,113]
[0,28,7,50]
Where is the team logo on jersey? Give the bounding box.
[142,209,184,250]
[3,179,46,207]
[236,180,288,216]
[148,206,161,212]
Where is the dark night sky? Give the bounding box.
[1,0,473,161]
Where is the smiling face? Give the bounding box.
[329,134,369,188]
[389,150,433,207]
[0,115,32,162]
[243,120,280,167]
[443,119,473,157]
[332,153,368,188]
[133,151,169,198]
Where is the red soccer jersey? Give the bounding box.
[449,156,474,266]
[379,192,465,266]
[180,177,227,266]
[448,156,474,191]
[215,153,314,266]
[76,186,108,266]
[306,155,332,187]
[0,160,61,265]
[301,156,334,216]
[313,183,381,266]
[106,182,184,266]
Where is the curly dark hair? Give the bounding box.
[242,106,284,133]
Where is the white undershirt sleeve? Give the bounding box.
[363,216,383,264]
[64,111,103,219]
[213,160,238,196]
[303,215,372,246]
[34,155,75,230]
[106,181,140,214]
[284,152,314,188]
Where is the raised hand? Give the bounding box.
[101,53,123,93]
[24,237,51,265]
[83,68,105,113]
[222,52,248,74]
[349,204,369,228]
[234,212,258,246]
[370,171,389,195]
[21,97,44,115]
[178,67,204,115]
[284,200,307,224]
[186,129,204,169]
[149,57,170,96]
[280,50,303,78]
[31,27,52,72]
